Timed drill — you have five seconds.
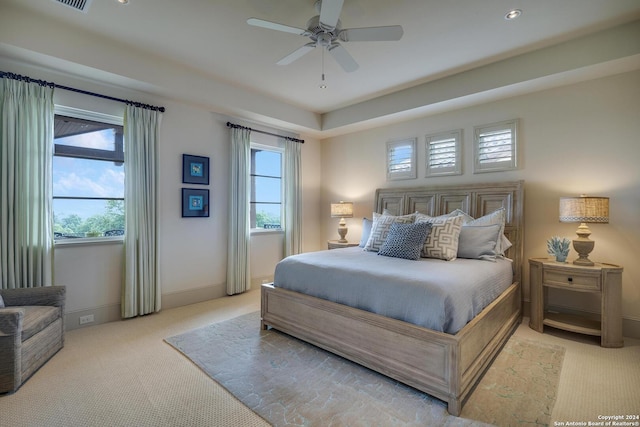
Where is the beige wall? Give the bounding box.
[0,2,637,334]
[320,70,640,334]
[0,59,322,329]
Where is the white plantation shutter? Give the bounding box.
[387,138,417,180]
[474,120,518,173]
[425,130,462,177]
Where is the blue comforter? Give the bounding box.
[273,247,513,334]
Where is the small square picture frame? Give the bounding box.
[182,188,210,218]
[182,154,210,185]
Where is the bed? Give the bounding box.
[261,181,524,416]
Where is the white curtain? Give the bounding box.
[121,105,162,318]
[0,77,54,289]
[283,139,302,256]
[227,126,251,295]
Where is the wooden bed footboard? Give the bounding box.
[261,281,521,416]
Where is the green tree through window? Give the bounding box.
[53,111,125,239]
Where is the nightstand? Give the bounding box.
[529,258,624,348]
[327,240,359,250]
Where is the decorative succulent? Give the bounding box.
[547,236,571,261]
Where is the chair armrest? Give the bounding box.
[0,286,66,310]
[0,308,25,337]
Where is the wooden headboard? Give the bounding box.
[374,181,524,283]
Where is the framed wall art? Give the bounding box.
[182,188,210,218]
[182,154,210,185]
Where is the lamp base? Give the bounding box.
[572,237,595,266]
[337,218,348,243]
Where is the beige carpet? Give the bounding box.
[166,312,565,426]
[1,289,639,427]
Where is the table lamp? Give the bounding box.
[331,201,353,243]
[559,195,609,266]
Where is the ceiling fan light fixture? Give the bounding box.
[504,9,522,20]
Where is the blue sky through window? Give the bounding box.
[53,129,124,221]
[252,148,282,226]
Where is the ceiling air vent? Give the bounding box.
[51,0,94,13]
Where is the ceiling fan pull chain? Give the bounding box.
[320,48,327,89]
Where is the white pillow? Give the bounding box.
[449,208,511,256]
[457,224,501,261]
[414,213,463,261]
[363,212,415,252]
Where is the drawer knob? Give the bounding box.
[568,277,573,282]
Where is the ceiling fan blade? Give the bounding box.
[327,43,359,72]
[338,25,404,42]
[277,43,316,65]
[247,18,310,36]
[319,0,344,29]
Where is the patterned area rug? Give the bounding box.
[165,312,564,427]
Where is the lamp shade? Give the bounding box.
[559,196,609,223]
[331,201,353,218]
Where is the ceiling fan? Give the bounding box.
[247,0,403,72]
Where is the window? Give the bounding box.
[387,137,417,181]
[474,119,518,173]
[425,130,462,177]
[53,107,125,240]
[250,143,283,230]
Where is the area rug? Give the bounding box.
[165,312,564,427]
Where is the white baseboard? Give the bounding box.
[64,279,272,331]
[65,282,228,331]
[161,282,227,310]
[65,304,121,331]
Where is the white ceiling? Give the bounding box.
[3,0,640,134]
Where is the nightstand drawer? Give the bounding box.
[543,269,601,291]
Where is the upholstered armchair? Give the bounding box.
[0,286,66,394]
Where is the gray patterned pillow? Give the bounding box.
[378,222,432,260]
[0,293,4,308]
[364,212,415,252]
[415,213,463,260]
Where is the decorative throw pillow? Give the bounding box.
[415,213,463,260]
[450,208,510,256]
[0,293,4,308]
[457,224,501,261]
[364,212,415,252]
[378,222,432,261]
[359,218,373,248]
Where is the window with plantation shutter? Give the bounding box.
[425,130,462,177]
[386,137,417,181]
[474,119,518,173]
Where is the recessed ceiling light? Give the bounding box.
[505,9,522,20]
[117,0,129,4]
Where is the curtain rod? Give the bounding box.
[1,71,165,112]
[226,121,304,144]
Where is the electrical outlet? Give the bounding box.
[79,314,94,325]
